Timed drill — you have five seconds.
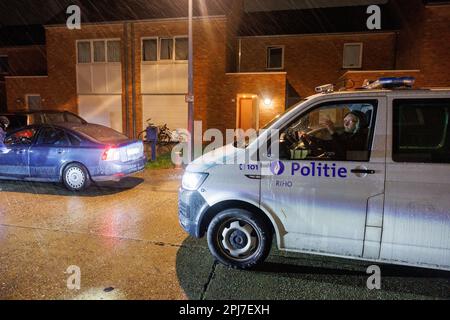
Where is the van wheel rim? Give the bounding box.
[220,220,258,260]
[66,167,85,189]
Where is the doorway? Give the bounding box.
[237,95,259,131]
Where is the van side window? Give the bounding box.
[278,100,377,161]
[393,99,450,163]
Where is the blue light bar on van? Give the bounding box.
[363,77,416,90]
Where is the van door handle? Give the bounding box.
[57,149,64,154]
[245,175,262,180]
[351,169,376,175]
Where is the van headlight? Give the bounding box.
[182,172,209,191]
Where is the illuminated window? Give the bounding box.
[343,43,363,69]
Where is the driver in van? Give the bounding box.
[299,110,369,160]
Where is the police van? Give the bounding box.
[179,77,450,271]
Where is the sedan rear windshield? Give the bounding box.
[73,125,129,144]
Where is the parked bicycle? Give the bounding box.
[138,118,187,145]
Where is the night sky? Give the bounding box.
[0,0,389,26]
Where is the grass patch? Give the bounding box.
[145,152,175,170]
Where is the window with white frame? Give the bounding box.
[76,39,122,95]
[26,94,42,110]
[175,37,188,61]
[266,46,284,70]
[343,43,363,69]
[160,38,174,60]
[107,41,121,62]
[77,40,121,64]
[142,36,188,62]
[143,38,158,62]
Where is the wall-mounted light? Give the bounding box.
[263,98,273,107]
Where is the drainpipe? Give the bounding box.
[131,22,137,139]
[238,38,242,73]
[123,22,129,136]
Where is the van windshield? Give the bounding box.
[261,99,307,130]
[234,99,307,149]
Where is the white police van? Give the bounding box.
[179,77,450,271]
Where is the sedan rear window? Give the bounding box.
[73,125,129,144]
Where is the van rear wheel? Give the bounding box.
[207,209,272,270]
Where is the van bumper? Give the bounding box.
[178,188,210,238]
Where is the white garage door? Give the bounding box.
[78,95,123,133]
[142,95,187,131]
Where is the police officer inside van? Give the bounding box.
[299,110,369,161]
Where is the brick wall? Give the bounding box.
[390,0,425,70]
[222,73,287,131]
[0,45,47,111]
[6,24,124,114]
[390,0,450,87]
[239,32,397,98]
[0,81,6,111]
[6,18,231,135]
[0,45,47,78]
[339,70,422,89]
[420,4,450,87]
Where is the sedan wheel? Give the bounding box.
[63,164,90,191]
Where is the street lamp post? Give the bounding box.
[187,0,195,161]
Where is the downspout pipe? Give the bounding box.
[131,22,137,139]
[123,22,129,136]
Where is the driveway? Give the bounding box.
[0,169,449,300]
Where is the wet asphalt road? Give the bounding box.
[0,169,449,300]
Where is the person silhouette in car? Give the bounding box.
[299,111,369,160]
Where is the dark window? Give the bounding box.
[67,133,81,146]
[27,95,42,111]
[143,39,158,61]
[37,127,69,146]
[107,41,121,63]
[266,47,284,70]
[0,56,9,74]
[175,37,188,61]
[160,38,173,60]
[77,41,91,63]
[393,99,450,163]
[94,41,106,62]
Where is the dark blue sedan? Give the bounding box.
[0,123,146,191]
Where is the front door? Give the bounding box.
[0,128,37,179]
[238,97,257,131]
[260,98,386,258]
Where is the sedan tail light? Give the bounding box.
[102,146,120,161]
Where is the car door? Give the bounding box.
[382,97,450,269]
[260,97,387,258]
[0,127,37,179]
[29,126,71,181]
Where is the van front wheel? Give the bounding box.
[207,209,272,270]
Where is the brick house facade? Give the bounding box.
[0,45,47,111]
[4,0,450,136]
